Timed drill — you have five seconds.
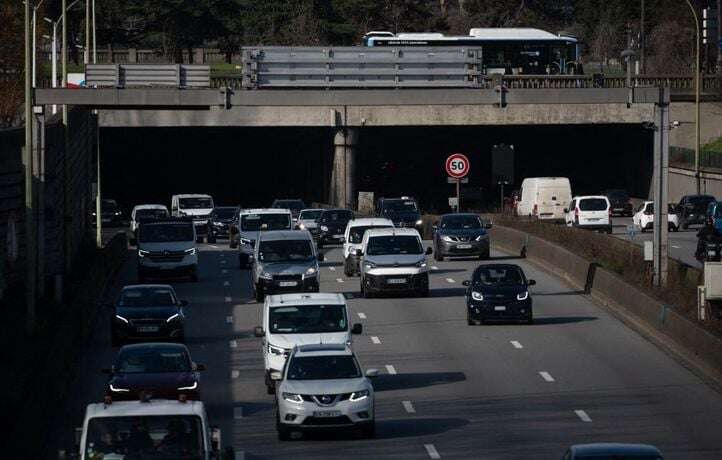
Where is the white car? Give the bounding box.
[342,218,394,276]
[130,204,169,233]
[137,219,199,282]
[273,344,377,440]
[171,194,214,243]
[254,293,362,393]
[633,201,680,232]
[295,208,324,239]
[564,195,612,233]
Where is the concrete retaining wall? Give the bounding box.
[669,166,722,202]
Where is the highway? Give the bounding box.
[611,217,700,267]
[49,240,722,459]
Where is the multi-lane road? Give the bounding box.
[611,218,700,267]
[49,239,722,459]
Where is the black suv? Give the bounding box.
[677,194,717,229]
[317,208,354,248]
[376,197,422,231]
[205,206,239,243]
[271,199,306,221]
[603,189,633,217]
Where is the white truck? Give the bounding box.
[516,177,572,222]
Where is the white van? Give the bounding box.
[171,194,214,242]
[253,292,363,393]
[565,195,612,233]
[130,204,169,233]
[516,177,572,221]
[342,217,394,276]
[137,218,199,282]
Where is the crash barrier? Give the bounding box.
[490,224,722,374]
[85,64,211,88]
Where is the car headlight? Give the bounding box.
[363,261,376,269]
[475,234,488,241]
[91,212,97,217]
[415,260,427,268]
[114,211,121,216]
[415,219,423,226]
[240,238,252,245]
[115,314,129,323]
[320,225,329,232]
[282,392,303,403]
[471,291,484,301]
[260,272,273,280]
[109,383,130,392]
[138,249,149,258]
[441,235,453,242]
[268,344,287,356]
[349,389,369,401]
[298,223,306,230]
[166,313,181,323]
[184,248,196,256]
[305,267,317,276]
[517,291,529,301]
[177,381,198,391]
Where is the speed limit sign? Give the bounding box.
[445,153,470,179]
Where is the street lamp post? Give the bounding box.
[685,0,702,194]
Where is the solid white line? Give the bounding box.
[220,260,227,265]
[672,245,680,249]
[575,410,592,422]
[225,296,232,303]
[402,401,415,414]
[329,267,336,271]
[221,269,228,274]
[539,371,555,382]
[357,312,367,319]
[445,278,455,283]
[210,245,218,249]
[223,281,230,286]
[431,266,439,270]
[231,370,240,379]
[371,336,381,344]
[233,406,243,419]
[510,340,523,349]
[424,444,441,459]
[226,316,233,324]
[385,365,397,375]
[230,340,238,348]
[336,278,344,283]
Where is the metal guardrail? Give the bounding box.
[85,64,210,88]
[241,47,483,88]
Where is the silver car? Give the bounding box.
[272,344,378,440]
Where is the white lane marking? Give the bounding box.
[402,401,416,413]
[385,365,397,375]
[231,370,240,379]
[226,316,233,324]
[357,312,367,319]
[225,296,232,303]
[445,278,455,283]
[230,340,238,348]
[672,245,680,249]
[510,340,523,349]
[539,371,555,382]
[371,336,381,344]
[210,245,218,249]
[329,267,336,271]
[222,269,228,274]
[220,253,225,257]
[220,260,227,265]
[336,278,344,283]
[234,452,246,460]
[223,281,230,286]
[575,410,592,422]
[431,266,439,271]
[233,406,243,419]
[424,444,441,459]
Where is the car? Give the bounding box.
[103,343,204,401]
[296,208,324,239]
[92,199,124,227]
[342,218,394,276]
[171,194,215,242]
[358,228,432,298]
[136,218,199,282]
[376,196,423,230]
[251,230,323,302]
[206,206,239,243]
[130,204,169,236]
[706,200,722,233]
[232,208,293,268]
[72,398,228,460]
[432,213,491,261]
[110,284,187,346]
[462,264,535,325]
[633,201,680,232]
[563,443,663,459]
[271,199,306,222]
[254,293,363,394]
[516,177,572,221]
[603,189,634,217]
[317,208,355,248]
[273,344,377,440]
[677,194,716,229]
[564,195,612,233]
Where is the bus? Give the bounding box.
[362,28,581,75]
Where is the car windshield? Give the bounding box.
[321,210,354,223]
[287,355,361,380]
[383,200,418,213]
[716,205,722,218]
[241,214,291,231]
[179,197,213,209]
[136,209,168,221]
[119,288,176,307]
[441,215,481,230]
[116,347,191,373]
[102,200,119,211]
[212,208,237,220]
[273,200,305,211]
[474,266,525,286]
[349,225,392,244]
[579,199,608,211]
[299,210,323,221]
[367,235,422,255]
[606,190,629,200]
[139,223,194,243]
[259,239,313,262]
[85,415,203,459]
[689,196,715,204]
[269,305,347,333]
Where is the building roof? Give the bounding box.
[469,27,576,42]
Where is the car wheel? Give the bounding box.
[467,312,474,326]
[111,331,122,348]
[418,287,429,298]
[276,414,292,441]
[190,269,199,283]
[255,284,265,302]
[526,313,534,325]
[317,240,324,249]
[682,222,689,230]
[360,422,376,439]
[433,251,442,262]
[479,250,490,260]
[208,235,216,244]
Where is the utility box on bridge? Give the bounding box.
[704,262,722,300]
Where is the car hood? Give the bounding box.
[320,221,350,231]
[472,284,527,299]
[437,228,487,238]
[281,377,369,395]
[260,261,316,275]
[137,241,194,251]
[269,332,350,350]
[115,306,179,320]
[240,230,260,240]
[110,372,196,390]
[364,253,425,266]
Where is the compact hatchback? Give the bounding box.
[463,264,535,325]
[317,208,355,248]
[432,213,491,261]
[564,195,612,233]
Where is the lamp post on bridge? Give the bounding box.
[684,0,702,194]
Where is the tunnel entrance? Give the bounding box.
[101,124,653,214]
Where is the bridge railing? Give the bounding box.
[85,64,211,88]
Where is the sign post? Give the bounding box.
[445,153,470,212]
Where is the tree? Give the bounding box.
[0,2,24,127]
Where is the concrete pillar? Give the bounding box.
[331,128,358,209]
[128,48,137,63]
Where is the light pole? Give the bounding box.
[24,0,37,335]
[44,0,80,114]
[684,0,702,194]
[30,0,46,88]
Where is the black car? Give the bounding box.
[271,199,306,221]
[103,343,204,401]
[317,208,354,248]
[92,199,124,227]
[433,213,492,261]
[110,284,187,346]
[376,197,422,230]
[603,189,633,217]
[677,194,717,229]
[206,206,239,243]
[462,264,535,325]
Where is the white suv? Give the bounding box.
[342,218,394,277]
[272,344,377,440]
[633,201,681,232]
[254,293,363,393]
[564,196,612,233]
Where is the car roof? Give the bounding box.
[133,204,167,211]
[174,194,212,199]
[121,284,174,291]
[365,227,420,238]
[439,213,480,219]
[294,343,353,357]
[300,208,324,213]
[321,208,354,213]
[241,208,291,215]
[86,400,206,419]
[213,206,239,210]
[569,443,662,456]
[259,230,312,241]
[267,293,346,307]
[118,342,189,353]
[572,195,608,200]
[348,218,394,227]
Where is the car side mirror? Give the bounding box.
[528,279,536,286]
[352,323,363,335]
[355,249,363,257]
[254,326,264,338]
[211,426,221,451]
[365,369,379,378]
[563,208,569,213]
[179,300,188,307]
[317,253,325,262]
[432,223,438,230]
[425,247,433,255]
[484,222,493,229]
[194,363,206,371]
[462,280,471,287]
[270,371,282,381]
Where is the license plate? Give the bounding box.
[494,306,506,311]
[333,234,343,238]
[279,281,297,287]
[708,251,717,257]
[587,218,600,221]
[102,218,111,223]
[387,278,407,284]
[137,326,159,332]
[457,244,472,249]
[313,411,341,417]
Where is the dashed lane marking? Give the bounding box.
[225,296,232,303]
[336,278,344,283]
[329,267,336,271]
[210,245,218,249]
[402,401,416,413]
[231,370,240,379]
[226,316,233,324]
[220,253,225,257]
[385,365,397,375]
[220,260,227,265]
[371,336,381,344]
[230,340,238,348]
[222,269,228,274]
[233,407,243,419]
[672,245,680,249]
[431,266,439,270]
[358,312,367,319]
[510,341,523,349]
[575,410,592,422]
[425,444,441,459]
[539,371,555,382]
[223,281,230,286]
[445,278,455,283]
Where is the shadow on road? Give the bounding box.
[533,290,586,296]
[290,417,469,442]
[532,316,598,325]
[429,268,468,275]
[429,287,467,298]
[374,371,466,392]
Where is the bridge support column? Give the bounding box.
[331,128,358,209]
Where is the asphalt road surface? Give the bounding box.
[48,239,722,459]
[610,217,701,268]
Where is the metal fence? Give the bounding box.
[85,64,211,88]
[671,146,722,170]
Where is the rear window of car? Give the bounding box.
[578,198,608,211]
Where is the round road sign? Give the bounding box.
[446,153,470,179]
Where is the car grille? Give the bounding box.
[445,236,473,242]
[147,251,185,262]
[302,416,352,426]
[273,274,302,282]
[129,318,164,327]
